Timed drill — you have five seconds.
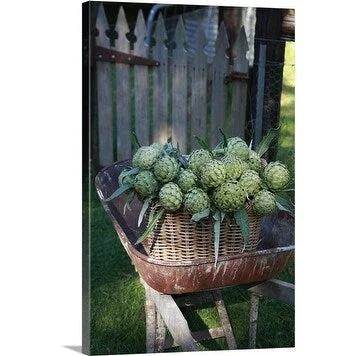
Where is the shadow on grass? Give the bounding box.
[181,303,228,351]
[89,186,138,290]
[255,297,295,349]
[90,277,147,355]
[282,83,295,95]
[90,329,146,355]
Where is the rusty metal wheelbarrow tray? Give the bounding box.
[95,160,294,295]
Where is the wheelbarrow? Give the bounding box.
[94,160,295,295]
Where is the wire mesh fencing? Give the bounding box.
[247,37,294,162]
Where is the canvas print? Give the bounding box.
[82,1,295,354]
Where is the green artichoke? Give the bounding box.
[221,153,244,180]
[188,149,213,176]
[132,146,160,170]
[150,142,164,152]
[239,169,262,196]
[264,161,290,191]
[133,170,159,197]
[227,137,249,161]
[159,182,183,212]
[241,160,250,174]
[213,180,246,213]
[200,160,226,188]
[183,187,210,214]
[153,156,180,183]
[252,190,277,216]
[176,168,198,193]
[248,150,262,173]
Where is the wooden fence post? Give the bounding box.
[152,13,169,144]
[254,43,267,146]
[96,3,114,166]
[115,6,132,161]
[190,22,208,150]
[133,10,150,146]
[211,22,229,147]
[171,16,188,153]
[231,26,249,140]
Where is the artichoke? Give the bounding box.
[241,160,250,174]
[133,170,159,197]
[153,155,180,183]
[132,146,160,170]
[252,190,277,216]
[183,187,210,214]
[248,150,262,173]
[200,160,226,188]
[213,180,246,213]
[227,137,249,161]
[221,153,244,180]
[176,168,198,193]
[239,169,262,196]
[264,161,290,191]
[150,142,164,152]
[159,182,183,212]
[188,149,213,176]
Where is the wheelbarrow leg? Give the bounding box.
[248,292,260,349]
[155,311,166,352]
[143,282,198,352]
[247,279,295,348]
[212,290,238,349]
[144,283,167,352]
[144,285,156,353]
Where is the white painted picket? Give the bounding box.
[211,22,229,147]
[133,10,150,147]
[152,13,169,145]
[171,16,188,153]
[115,6,132,161]
[95,4,114,166]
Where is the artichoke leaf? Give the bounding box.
[123,190,135,215]
[104,183,132,202]
[194,135,211,153]
[135,207,165,245]
[275,194,295,217]
[213,210,222,268]
[191,209,210,222]
[234,208,250,247]
[118,167,139,185]
[218,127,228,148]
[131,131,141,149]
[138,196,155,227]
[255,126,280,157]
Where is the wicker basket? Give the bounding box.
[142,206,261,261]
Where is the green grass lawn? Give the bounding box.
[85,41,295,355]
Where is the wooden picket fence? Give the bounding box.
[94,4,250,167]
